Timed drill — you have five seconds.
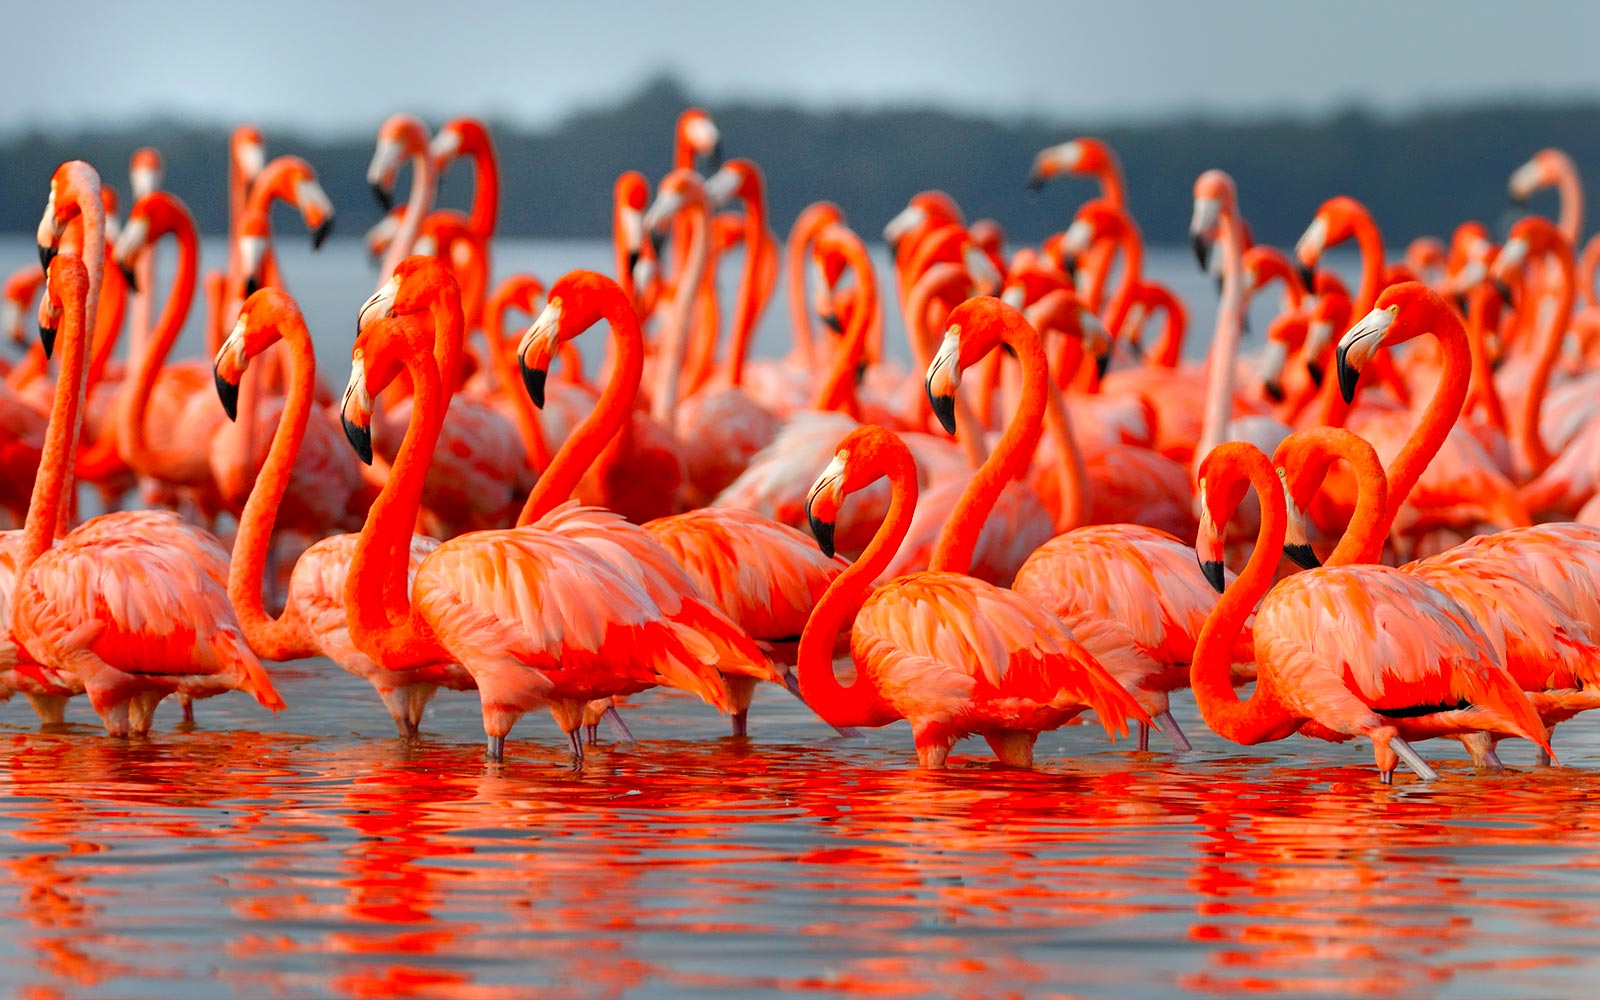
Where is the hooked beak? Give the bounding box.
[370,182,394,214]
[517,300,561,409]
[1263,380,1285,404]
[119,260,139,292]
[1493,280,1514,307]
[1191,234,1210,273]
[358,275,399,334]
[925,330,962,435]
[1283,542,1322,570]
[1297,263,1317,290]
[1200,560,1226,594]
[1025,167,1046,198]
[341,356,375,465]
[1335,306,1396,404]
[245,274,262,298]
[804,458,845,559]
[215,364,240,421]
[38,243,56,272]
[311,217,334,251]
[39,321,56,360]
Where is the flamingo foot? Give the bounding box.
[1152,710,1192,751]
[603,705,635,745]
[1388,736,1439,782]
[781,671,860,738]
[485,733,506,761]
[731,710,749,738]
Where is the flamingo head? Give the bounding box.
[678,108,723,173]
[130,147,164,200]
[216,288,299,421]
[1334,303,1397,403]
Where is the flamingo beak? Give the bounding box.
[39,322,56,360]
[311,217,334,251]
[1335,306,1396,404]
[119,260,139,292]
[1025,167,1046,198]
[925,330,963,435]
[214,316,251,422]
[517,300,561,409]
[370,182,394,213]
[341,354,375,465]
[1200,560,1226,594]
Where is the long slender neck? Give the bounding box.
[796,455,914,728]
[379,152,435,286]
[929,312,1047,574]
[1195,209,1245,470]
[486,286,552,470]
[785,208,835,367]
[1105,228,1142,337]
[463,133,499,244]
[1191,460,1298,744]
[20,266,89,573]
[1464,289,1508,434]
[1149,292,1186,368]
[906,270,986,465]
[1351,213,1385,316]
[727,199,768,387]
[519,290,642,525]
[119,218,197,473]
[1556,168,1583,246]
[346,337,451,670]
[1516,248,1576,476]
[651,203,705,427]
[229,315,318,660]
[1380,305,1471,537]
[1042,340,1089,532]
[1305,445,1390,566]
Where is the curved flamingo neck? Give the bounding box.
[229,308,318,660]
[930,308,1047,574]
[1294,436,1390,566]
[906,267,986,463]
[1191,452,1298,744]
[1195,204,1245,470]
[459,126,499,243]
[380,146,436,287]
[486,280,553,470]
[347,324,451,670]
[119,210,198,474]
[796,451,914,729]
[20,262,90,573]
[1464,288,1508,434]
[1555,165,1583,245]
[785,204,839,368]
[1105,227,1143,337]
[1145,286,1187,368]
[651,199,706,427]
[1380,300,1471,537]
[1349,211,1385,316]
[518,286,641,525]
[727,187,769,387]
[1516,245,1576,476]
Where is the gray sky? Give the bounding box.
[8,0,1600,132]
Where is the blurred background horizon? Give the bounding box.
[4,0,1600,245]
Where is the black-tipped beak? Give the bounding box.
[1263,380,1285,404]
[855,361,868,387]
[1191,234,1210,272]
[1283,542,1322,570]
[1454,292,1471,315]
[1297,263,1317,290]
[928,388,957,435]
[626,248,640,277]
[370,182,394,213]
[214,365,240,421]
[119,261,139,292]
[1494,280,1514,307]
[38,243,56,272]
[1200,560,1226,594]
[1095,352,1111,381]
[311,217,334,251]
[245,274,261,298]
[1025,171,1045,198]
[1335,343,1360,404]
[648,228,666,262]
[1306,360,1325,388]
[520,360,548,409]
[342,412,373,465]
[39,324,56,360]
[1062,255,1079,282]
[821,311,842,333]
[807,508,836,559]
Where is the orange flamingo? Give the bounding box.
[1276,426,1600,765]
[798,423,1147,767]
[343,264,757,759]
[217,288,473,736]
[367,113,435,285]
[1192,439,1552,782]
[11,247,283,735]
[1508,147,1582,245]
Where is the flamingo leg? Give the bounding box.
[603,705,636,744]
[568,729,585,761]
[1137,722,1150,751]
[1536,747,1553,767]
[179,695,195,726]
[731,710,749,737]
[984,730,1037,768]
[584,724,599,746]
[1387,735,1439,782]
[24,693,69,727]
[1151,710,1193,751]
[485,733,506,761]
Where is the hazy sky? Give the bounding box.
[8,0,1600,132]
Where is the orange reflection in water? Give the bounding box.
[1,687,1600,998]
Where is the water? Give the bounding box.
[3,238,1598,997]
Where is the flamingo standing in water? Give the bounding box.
[10,239,283,735]
[216,288,473,736]
[342,263,763,760]
[1192,439,1552,783]
[799,422,1147,768]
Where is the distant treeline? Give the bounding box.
[4,76,1599,248]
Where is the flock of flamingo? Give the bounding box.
[5,108,1600,783]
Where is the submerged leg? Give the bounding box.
[1386,735,1439,782]
[1459,732,1503,771]
[603,705,636,744]
[25,693,69,727]
[731,710,749,738]
[568,729,585,761]
[485,733,506,761]
[1137,722,1150,751]
[179,694,195,726]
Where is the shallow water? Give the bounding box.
[4,235,1597,996]
[2,670,1599,999]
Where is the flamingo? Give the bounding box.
[216,288,473,736]
[367,113,435,286]
[10,239,283,735]
[511,266,845,737]
[798,423,1148,768]
[1192,439,1552,783]
[343,263,764,760]
[1508,147,1582,245]
[1275,426,1600,765]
